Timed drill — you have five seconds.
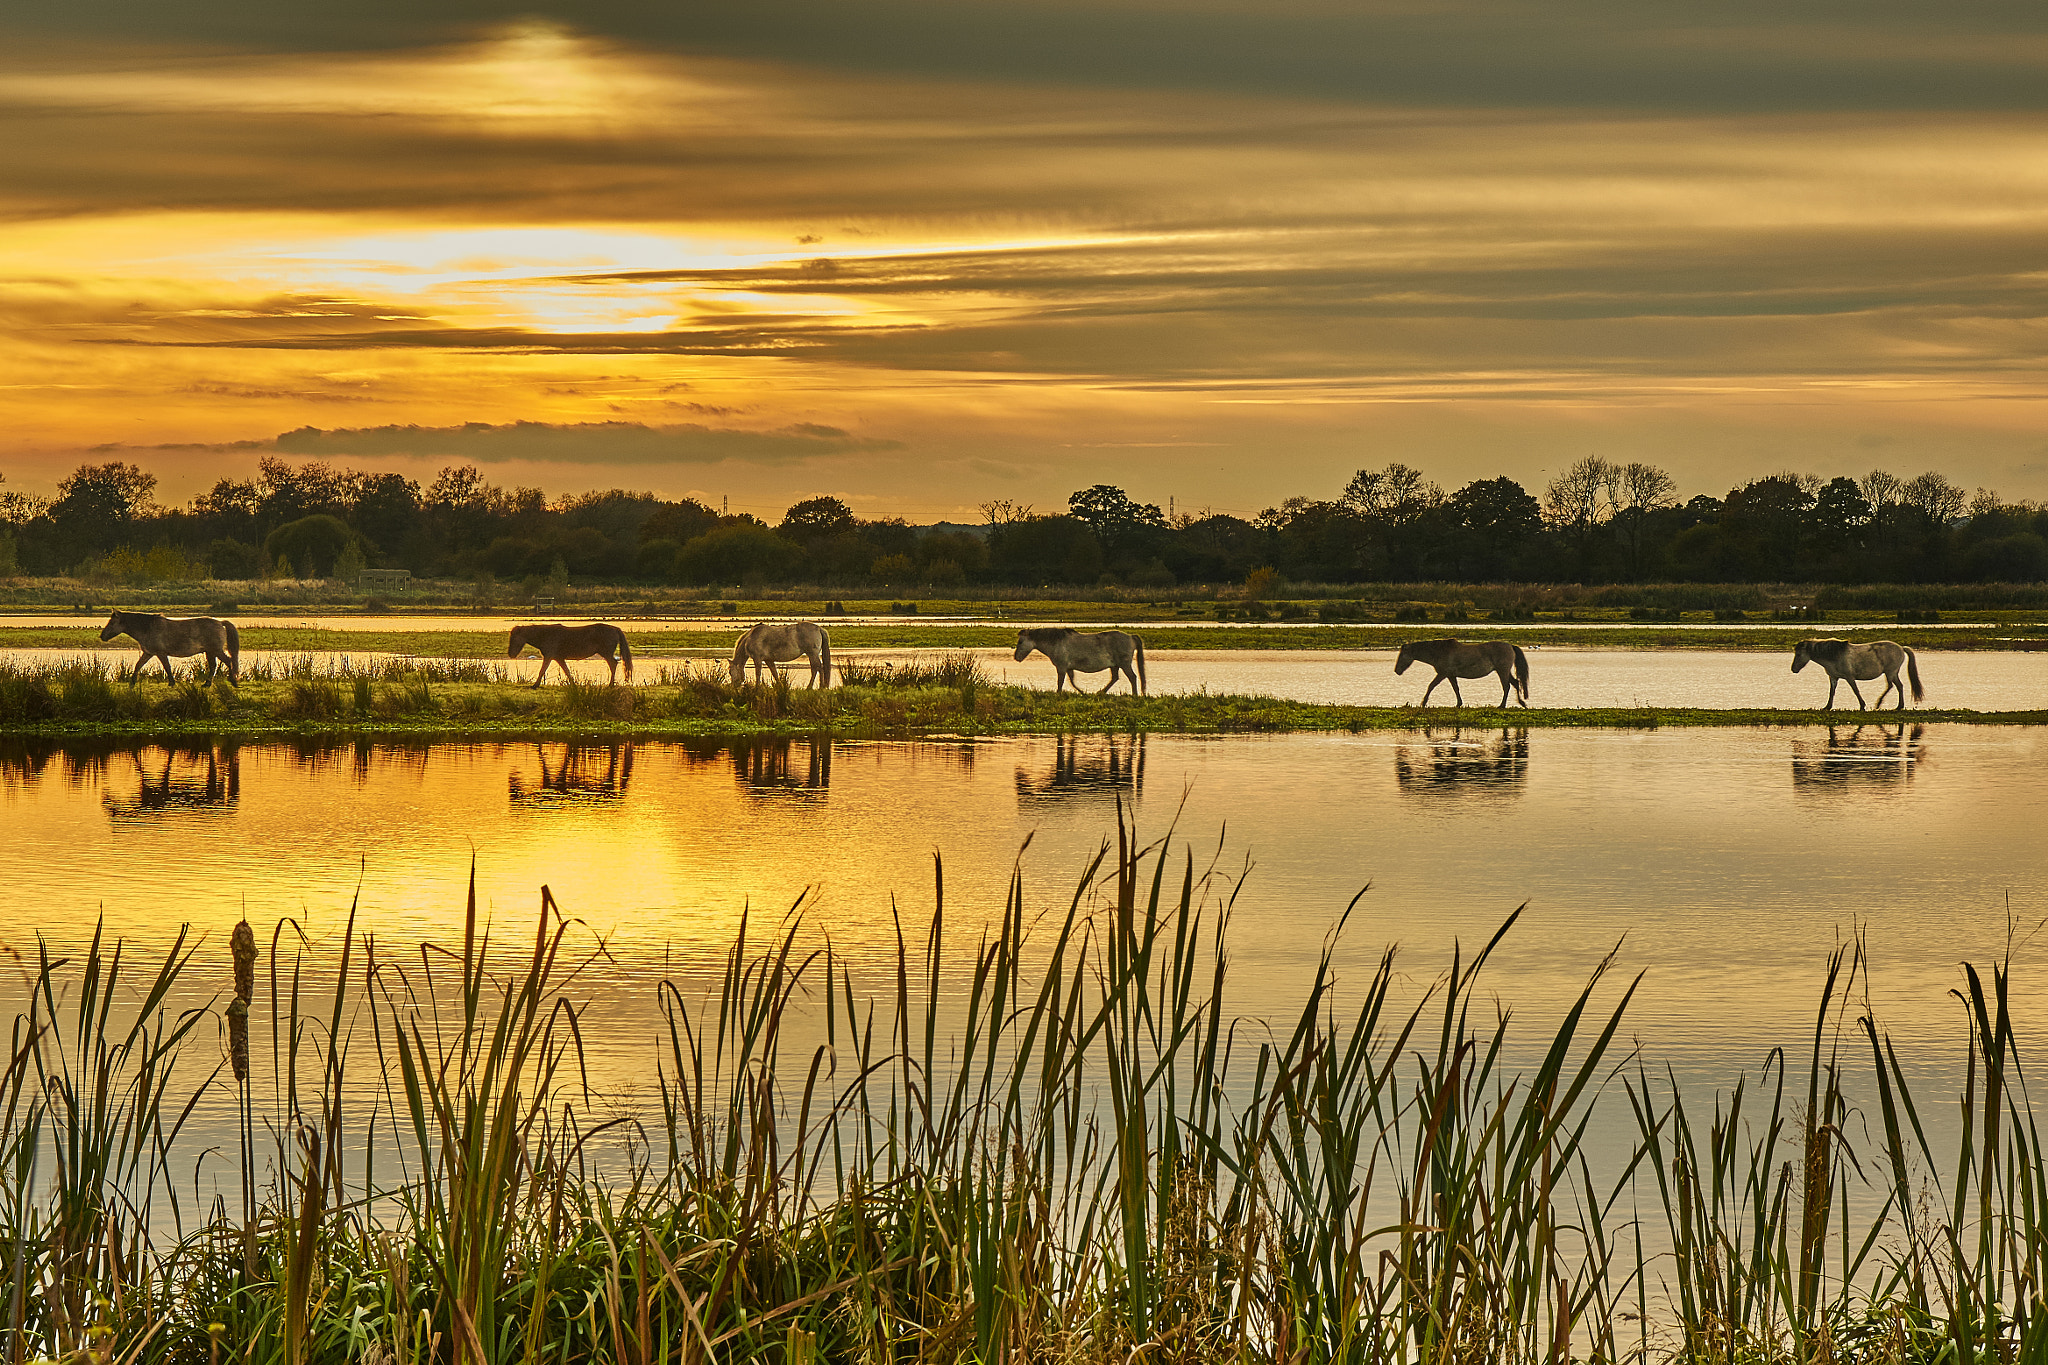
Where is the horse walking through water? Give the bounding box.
[1393,638,1530,707]
[509,622,634,687]
[729,622,832,688]
[1013,628,1147,695]
[100,610,240,686]
[1791,637,1922,710]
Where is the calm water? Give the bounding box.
[9,644,2048,709]
[3,727,2042,1092]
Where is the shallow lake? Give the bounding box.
[8,642,2047,709]
[4,726,2042,1091]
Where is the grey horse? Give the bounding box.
[730,621,832,687]
[1393,638,1530,707]
[509,622,634,687]
[1013,628,1147,694]
[1791,638,1923,710]
[100,610,240,686]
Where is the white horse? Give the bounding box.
[1791,638,1923,710]
[730,621,833,688]
[1012,628,1146,695]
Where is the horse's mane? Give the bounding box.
[1020,627,1077,642]
[1806,637,1850,662]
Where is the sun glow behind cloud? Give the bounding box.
[2,3,2047,511]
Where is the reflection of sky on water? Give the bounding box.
[5,728,2041,1078]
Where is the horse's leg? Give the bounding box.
[1098,670,1116,694]
[1846,677,1867,711]
[129,651,146,686]
[532,656,551,689]
[606,653,619,685]
[1498,669,1511,707]
[159,653,177,684]
[1874,673,1896,709]
[1823,675,1838,709]
[1419,674,1441,706]
[1449,676,1464,707]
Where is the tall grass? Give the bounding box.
[0,825,2041,1363]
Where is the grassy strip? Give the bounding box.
[9,621,2048,655]
[3,819,2041,1364]
[3,666,2041,738]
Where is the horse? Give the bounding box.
[1393,638,1530,707]
[508,622,634,687]
[729,622,832,688]
[99,610,240,686]
[1791,638,1922,710]
[1013,628,1147,695]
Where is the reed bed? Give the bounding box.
[0,821,2041,1365]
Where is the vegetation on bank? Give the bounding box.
[2,823,2041,1364]
[6,452,2047,591]
[2,655,2043,736]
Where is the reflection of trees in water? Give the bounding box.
[1790,725,1926,793]
[102,746,240,818]
[1016,733,1146,801]
[1393,728,1529,800]
[0,739,117,792]
[509,743,637,804]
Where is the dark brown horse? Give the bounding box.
[1393,638,1530,707]
[509,623,634,687]
[99,610,240,686]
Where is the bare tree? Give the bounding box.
[1901,471,1967,525]
[1604,461,1677,580]
[1543,456,1617,571]
[977,499,1033,527]
[1858,469,1902,510]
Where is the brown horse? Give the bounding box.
[99,610,240,686]
[1393,638,1530,707]
[509,623,634,687]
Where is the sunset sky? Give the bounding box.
[4,0,2046,520]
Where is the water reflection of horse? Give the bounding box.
[731,738,833,792]
[1791,638,1922,711]
[508,742,635,803]
[1393,639,1529,708]
[1790,724,1926,792]
[103,746,240,817]
[100,610,240,686]
[1016,733,1146,801]
[1393,728,1529,800]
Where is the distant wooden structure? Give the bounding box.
[358,568,411,592]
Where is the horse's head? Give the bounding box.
[99,612,126,642]
[1012,631,1037,663]
[1393,642,1417,675]
[1791,639,1817,673]
[728,655,748,687]
[507,625,530,658]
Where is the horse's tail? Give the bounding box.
[820,631,833,687]
[222,620,241,685]
[1134,636,1147,695]
[617,627,634,682]
[1512,644,1530,704]
[1906,646,1923,703]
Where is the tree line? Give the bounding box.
[0,453,2043,588]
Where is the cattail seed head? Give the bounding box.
[231,919,256,1004]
